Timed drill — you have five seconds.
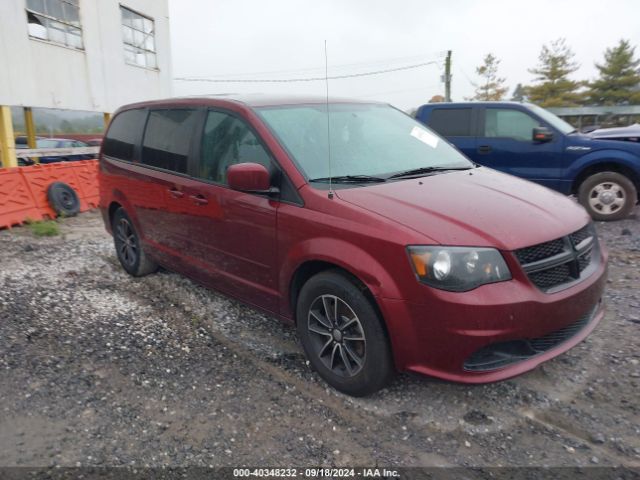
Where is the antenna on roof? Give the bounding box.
[324,40,334,199]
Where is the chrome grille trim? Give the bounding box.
[515,224,599,293]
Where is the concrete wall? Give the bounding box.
[0,0,172,113]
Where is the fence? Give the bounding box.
[0,159,99,229]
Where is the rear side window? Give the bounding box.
[197,110,272,184]
[103,109,147,161]
[141,109,200,173]
[428,108,473,137]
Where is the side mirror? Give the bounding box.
[227,163,271,193]
[533,126,553,143]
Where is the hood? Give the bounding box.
[569,131,640,152]
[335,168,590,251]
[589,123,640,141]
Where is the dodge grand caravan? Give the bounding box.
[99,95,607,396]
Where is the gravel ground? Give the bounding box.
[0,208,639,470]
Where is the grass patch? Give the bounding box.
[28,220,60,237]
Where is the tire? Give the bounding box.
[578,172,637,221]
[112,207,158,277]
[296,270,394,396]
[46,182,80,217]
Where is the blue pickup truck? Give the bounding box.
[415,102,640,220]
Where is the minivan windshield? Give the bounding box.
[257,103,473,182]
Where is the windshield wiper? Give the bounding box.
[309,175,387,183]
[387,166,473,180]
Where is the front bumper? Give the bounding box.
[377,245,608,383]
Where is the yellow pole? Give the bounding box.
[103,112,111,131]
[24,107,36,148]
[24,107,38,164]
[0,105,17,169]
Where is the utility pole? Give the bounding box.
[444,50,452,102]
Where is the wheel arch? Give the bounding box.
[288,259,397,372]
[571,157,640,201]
[289,260,386,328]
[108,201,123,227]
[104,190,143,235]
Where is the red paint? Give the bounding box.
[99,96,607,383]
[227,163,271,192]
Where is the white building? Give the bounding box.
[0,0,172,113]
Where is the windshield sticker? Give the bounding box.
[410,127,439,148]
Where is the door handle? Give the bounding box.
[190,194,209,206]
[168,188,184,198]
[477,145,492,154]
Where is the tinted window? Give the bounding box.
[141,109,200,173]
[197,111,272,184]
[484,109,540,141]
[428,108,473,136]
[103,109,147,161]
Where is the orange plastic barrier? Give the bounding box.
[0,159,99,229]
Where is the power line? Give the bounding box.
[353,84,442,99]
[177,51,447,80]
[174,60,442,83]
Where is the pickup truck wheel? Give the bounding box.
[112,208,158,277]
[296,270,394,396]
[578,172,637,221]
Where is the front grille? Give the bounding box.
[570,225,592,247]
[578,250,591,272]
[514,223,599,293]
[464,304,598,372]
[529,264,571,290]
[515,238,565,264]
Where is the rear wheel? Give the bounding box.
[296,270,394,396]
[578,172,637,221]
[112,208,158,277]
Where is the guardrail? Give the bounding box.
[16,147,100,158]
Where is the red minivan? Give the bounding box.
[99,95,607,396]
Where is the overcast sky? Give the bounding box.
[168,0,640,110]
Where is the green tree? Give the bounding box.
[60,119,73,133]
[587,39,640,105]
[524,38,583,107]
[511,83,526,102]
[468,53,508,101]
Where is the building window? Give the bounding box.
[120,6,157,69]
[26,0,83,49]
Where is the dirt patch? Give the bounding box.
[0,209,639,468]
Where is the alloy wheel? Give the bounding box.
[307,294,366,377]
[115,218,138,267]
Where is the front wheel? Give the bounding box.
[578,172,637,221]
[296,270,394,396]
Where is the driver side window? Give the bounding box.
[198,111,272,184]
[484,109,540,141]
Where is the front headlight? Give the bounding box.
[407,246,511,292]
